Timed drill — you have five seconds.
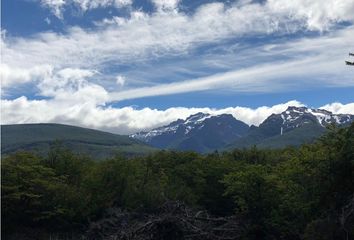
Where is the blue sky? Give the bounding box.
[1,0,354,133]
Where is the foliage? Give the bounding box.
[2,123,354,239]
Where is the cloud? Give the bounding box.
[116,75,126,86]
[3,97,353,135]
[36,68,105,102]
[0,98,301,134]
[268,0,354,31]
[5,0,354,69]
[3,1,354,96]
[320,102,354,114]
[39,0,354,30]
[211,100,306,127]
[2,23,353,118]
[72,0,132,11]
[0,64,53,88]
[44,17,51,25]
[108,46,354,102]
[1,65,108,105]
[151,0,181,12]
[40,0,132,18]
[40,0,66,18]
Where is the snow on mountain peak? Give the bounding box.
[130,112,213,141]
[281,106,353,127]
[131,107,353,144]
[185,112,211,124]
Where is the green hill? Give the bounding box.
[1,123,155,159]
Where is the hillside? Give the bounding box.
[229,123,326,149]
[1,123,155,159]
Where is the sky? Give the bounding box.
[1,0,354,134]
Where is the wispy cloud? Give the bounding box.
[40,0,132,19]
[3,0,354,83]
[108,54,354,102]
[105,26,354,102]
[2,24,353,98]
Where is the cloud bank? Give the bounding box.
[2,99,354,135]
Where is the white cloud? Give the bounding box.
[71,0,132,11]
[2,1,354,97]
[41,0,66,18]
[1,65,108,106]
[37,68,103,101]
[0,98,297,133]
[116,75,126,86]
[4,98,352,135]
[39,0,354,30]
[320,102,354,114]
[211,100,305,127]
[151,0,181,12]
[94,16,127,27]
[268,0,354,31]
[40,0,132,18]
[44,17,51,25]
[2,24,353,117]
[5,1,354,70]
[0,64,53,88]
[108,49,354,102]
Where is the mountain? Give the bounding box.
[1,123,155,159]
[228,106,354,149]
[4,107,351,158]
[132,106,354,152]
[131,112,249,152]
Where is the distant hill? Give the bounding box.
[1,123,155,159]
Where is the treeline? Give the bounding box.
[2,123,354,240]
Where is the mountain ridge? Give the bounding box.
[131,106,354,152]
[2,106,353,156]
[131,112,249,152]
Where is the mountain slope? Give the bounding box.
[131,113,249,152]
[228,106,354,149]
[1,123,155,159]
[131,106,353,152]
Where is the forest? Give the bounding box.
[2,123,354,240]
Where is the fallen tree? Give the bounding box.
[85,201,243,240]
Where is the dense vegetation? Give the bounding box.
[2,123,354,240]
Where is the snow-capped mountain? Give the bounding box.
[229,106,354,149]
[262,106,354,136]
[131,112,249,152]
[131,112,212,142]
[131,106,353,152]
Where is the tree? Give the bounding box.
[2,152,68,234]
